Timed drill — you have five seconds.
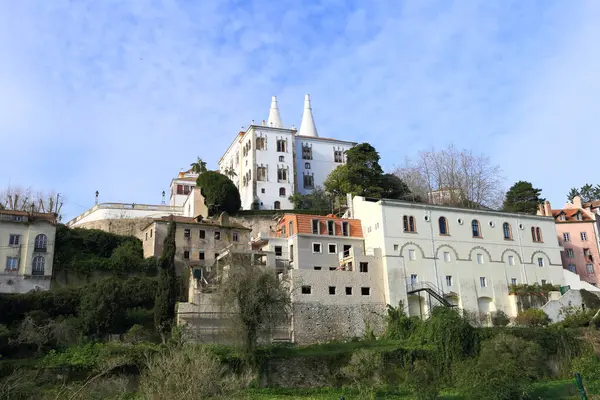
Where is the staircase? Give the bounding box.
[406,280,454,308]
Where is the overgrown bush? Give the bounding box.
[559,306,599,328]
[0,286,82,325]
[342,349,384,395]
[383,302,421,340]
[515,308,551,327]
[406,360,439,400]
[571,354,600,394]
[456,333,544,400]
[139,344,249,399]
[490,310,510,327]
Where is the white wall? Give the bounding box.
[295,136,355,195]
[352,196,565,318]
[68,203,183,227]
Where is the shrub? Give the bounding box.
[139,344,248,399]
[490,310,510,327]
[383,302,421,340]
[515,308,550,327]
[559,307,599,328]
[79,279,127,336]
[406,360,439,400]
[0,286,82,325]
[571,354,600,394]
[456,333,544,399]
[196,171,241,215]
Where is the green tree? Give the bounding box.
[219,253,290,360]
[196,171,241,215]
[514,308,551,327]
[288,186,333,212]
[154,217,177,343]
[567,183,600,203]
[79,279,126,336]
[502,181,544,214]
[324,143,412,200]
[189,157,207,175]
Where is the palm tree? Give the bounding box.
[190,157,207,175]
[223,166,237,179]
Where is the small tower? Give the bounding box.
[267,96,283,128]
[298,94,318,137]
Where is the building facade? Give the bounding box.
[537,197,600,286]
[0,210,57,293]
[347,195,565,319]
[218,95,356,211]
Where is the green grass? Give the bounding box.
[232,380,581,400]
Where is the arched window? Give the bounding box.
[279,187,286,197]
[32,256,45,276]
[403,216,409,232]
[535,227,543,242]
[34,234,47,250]
[472,220,481,238]
[274,201,281,210]
[438,217,448,235]
[409,216,416,232]
[531,227,536,241]
[503,223,512,240]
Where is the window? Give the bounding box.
[302,144,312,160]
[581,232,588,241]
[361,287,371,296]
[445,275,453,287]
[150,229,153,238]
[278,155,284,162]
[288,221,294,235]
[563,232,570,242]
[273,246,283,257]
[508,255,515,266]
[576,212,583,221]
[327,220,335,235]
[313,243,322,253]
[438,217,448,235]
[329,267,336,271]
[568,264,576,273]
[32,256,45,275]
[329,286,336,295]
[301,286,311,294]
[359,262,368,273]
[328,244,337,254]
[342,222,349,236]
[408,249,416,260]
[145,232,148,240]
[314,266,322,271]
[472,220,481,238]
[256,166,267,181]
[531,227,543,242]
[443,252,451,262]
[8,234,20,246]
[476,253,484,264]
[480,277,487,288]
[6,257,18,271]
[276,139,287,152]
[403,216,416,232]
[566,248,575,258]
[34,234,47,251]
[587,264,594,274]
[199,230,206,239]
[274,201,281,209]
[305,162,311,169]
[256,136,266,150]
[541,279,547,285]
[410,274,418,284]
[346,287,352,295]
[503,223,512,240]
[183,251,190,259]
[511,278,517,285]
[214,231,221,240]
[233,232,239,242]
[303,174,314,189]
[177,184,183,194]
[334,148,344,163]
[312,219,320,234]
[538,257,544,267]
[277,167,288,182]
[184,185,190,195]
[279,187,286,197]
[199,251,205,260]
[393,244,399,251]
[261,188,266,193]
[184,229,191,238]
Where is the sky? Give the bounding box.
[1,0,599,221]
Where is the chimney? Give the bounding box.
[544,200,552,216]
[537,203,544,216]
[219,211,229,226]
[573,195,583,208]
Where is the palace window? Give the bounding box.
[256,136,266,150]
[403,216,416,232]
[472,220,482,238]
[305,162,311,169]
[277,167,288,182]
[274,201,281,210]
[279,187,286,197]
[503,223,512,240]
[438,217,448,235]
[334,148,344,163]
[257,166,267,181]
[276,138,287,152]
[302,143,313,160]
[303,173,314,189]
[531,227,543,242]
[279,156,284,162]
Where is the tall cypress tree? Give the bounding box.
[503,181,544,214]
[154,216,177,343]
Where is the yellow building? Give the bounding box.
[0,209,57,293]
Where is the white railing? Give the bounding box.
[66,203,184,226]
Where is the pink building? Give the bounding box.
[538,197,600,286]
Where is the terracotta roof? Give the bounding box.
[145,215,250,231]
[551,208,592,222]
[584,200,600,208]
[277,213,363,238]
[0,209,57,224]
[174,177,198,182]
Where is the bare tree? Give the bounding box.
[394,145,504,209]
[0,185,64,215]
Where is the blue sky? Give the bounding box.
[1,0,599,221]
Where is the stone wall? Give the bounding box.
[0,275,51,294]
[261,355,348,388]
[70,218,154,238]
[292,302,387,345]
[228,214,279,239]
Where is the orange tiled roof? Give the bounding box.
[0,209,57,223]
[552,208,592,222]
[276,213,363,238]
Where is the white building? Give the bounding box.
[219,95,356,211]
[347,195,567,319]
[0,210,57,293]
